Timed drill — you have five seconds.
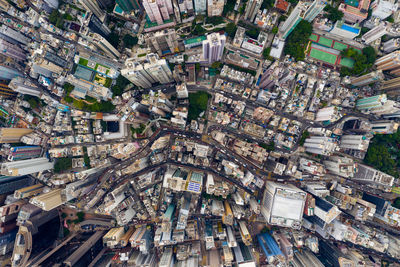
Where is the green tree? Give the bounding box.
[271,26,278,34]
[211,61,222,69]
[54,158,72,173]
[123,34,138,48]
[222,0,236,16]
[387,16,395,23]
[111,75,131,97]
[246,27,260,39]
[225,23,237,38]
[362,46,376,64]
[239,3,246,14]
[324,5,344,22]
[284,20,312,61]
[263,47,271,59]
[188,92,211,121]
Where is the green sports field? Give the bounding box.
[309,34,318,42]
[309,48,338,65]
[333,41,348,51]
[339,57,355,68]
[318,37,333,47]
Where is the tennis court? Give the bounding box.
[318,37,334,47]
[333,41,348,51]
[339,57,355,68]
[309,48,338,65]
[309,34,318,42]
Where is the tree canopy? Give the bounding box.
[225,23,237,38]
[123,34,138,49]
[324,5,344,22]
[188,92,210,121]
[364,130,400,178]
[340,47,376,76]
[284,20,312,61]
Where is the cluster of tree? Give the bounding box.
[206,16,224,25]
[299,130,310,146]
[23,95,42,110]
[261,0,275,9]
[223,0,236,16]
[49,9,64,29]
[107,28,120,48]
[131,124,146,136]
[54,157,72,173]
[339,46,376,76]
[364,130,400,178]
[123,34,138,49]
[284,20,313,61]
[188,92,210,121]
[324,5,344,22]
[111,74,131,97]
[259,141,275,151]
[263,47,271,60]
[237,21,260,39]
[192,24,206,35]
[225,23,237,38]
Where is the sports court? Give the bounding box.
[339,57,355,68]
[309,44,339,65]
[318,37,333,47]
[333,41,348,51]
[308,33,356,68]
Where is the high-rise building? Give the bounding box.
[88,14,111,38]
[145,29,179,56]
[9,77,41,97]
[12,209,60,267]
[303,136,338,156]
[194,0,206,14]
[207,0,224,16]
[279,2,308,39]
[122,53,173,88]
[371,0,398,19]
[0,82,17,98]
[354,164,395,191]
[323,156,356,178]
[261,181,307,229]
[0,25,30,45]
[178,0,194,13]
[370,120,399,134]
[202,33,226,64]
[382,38,400,53]
[339,135,370,151]
[0,39,26,62]
[338,0,371,23]
[361,22,387,44]
[318,240,355,267]
[244,0,263,22]
[356,94,387,111]
[0,128,33,143]
[8,145,42,161]
[303,0,327,22]
[142,0,172,24]
[116,0,141,12]
[350,70,384,87]
[79,0,106,21]
[14,184,45,199]
[381,76,400,95]
[0,157,54,176]
[0,64,22,80]
[375,50,400,71]
[0,0,10,11]
[0,175,32,195]
[29,189,65,211]
[176,83,188,98]
[43,0,59,9]
[90,33,121,59]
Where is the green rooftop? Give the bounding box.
[184,35,206,45]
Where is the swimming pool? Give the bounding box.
[341,24,360,34]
